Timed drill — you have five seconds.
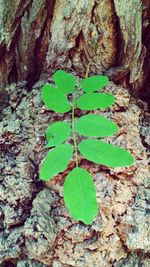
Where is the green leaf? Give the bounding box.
[79,140,135,167]
[80,75,109,93]
[76,114,119,137]
[76,93,115,110]
[46,121,71,148]
[64,167,98,224]
[39,144,73,181]
[41,83,70,113]
[53,70,76,94]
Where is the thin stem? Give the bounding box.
[85,62,91,78]
[72,89,78,168]
[72,61,90,167]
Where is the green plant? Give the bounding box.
[39,70,135,224]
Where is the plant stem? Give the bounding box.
[72,61,90,167]
[72,89,78,168]
[85,62,91,78]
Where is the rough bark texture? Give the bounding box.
[0,1,150,267]
[0,78,150,266]
[0,0,150,101]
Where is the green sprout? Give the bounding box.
[39,70,135,224]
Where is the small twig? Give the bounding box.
[85,62,91,78]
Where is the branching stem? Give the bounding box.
[72,62,90,167]
[72,89,78,168]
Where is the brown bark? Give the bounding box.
[0,78,149,267]
[0,0,150,102]
[0,1,150,267]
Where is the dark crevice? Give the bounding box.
[36,0,56,73]
[69,30,82,61]
[0,42,6,58]
[27,0,56,89]
[104,0,130,84]
[8,59,18,84]
[111,0,125,66]
[4,1,34,87]
[69,30,86,77]
[97,1,130,82]
[140,24,150,106]
[1,261,16,267]
[91,1,98,27]
[139,112,150,155]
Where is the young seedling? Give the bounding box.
[39,70,135,224]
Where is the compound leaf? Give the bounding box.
[80,75,109,93]
[76,114,119,137]
[41,83,70,113]
[46,121,71,148]
[64,167,98,224]
[53,70,76,94]
[77,93,115,110]
[79,140,134,167]
[39,144,73,181]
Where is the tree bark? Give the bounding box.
[0,0,150,101]
[0,1,150,267]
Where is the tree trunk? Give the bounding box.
[0,0,150,101]
[0,1,150,267]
